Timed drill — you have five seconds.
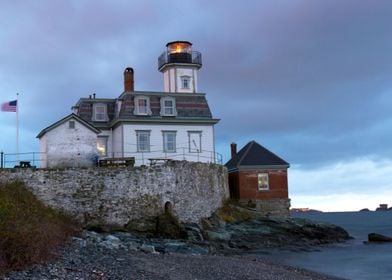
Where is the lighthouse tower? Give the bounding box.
[158,41,202,93]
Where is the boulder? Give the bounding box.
[368,233,392,242]
[155,212,187,239]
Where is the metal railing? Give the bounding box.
[108,148,222,166]
[1,151,44,168]
[0,149,222,169]
[158,51,202,69]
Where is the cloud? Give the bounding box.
[290,158,392,211]
[1,0,392,208]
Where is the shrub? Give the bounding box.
[0,181,79,274]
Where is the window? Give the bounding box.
[93,103,108,122]
[97,136,108,157]
[163,131,176,152]
[188,131,202,153]
[136,130,150,152]
[160,97,177,116]
[181,76,191,89]
[68,120,75,129]
[258,173,269,191]
[134,96,151,115]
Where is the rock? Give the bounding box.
[71,237,87,247]
[101,236,120,249]
[155,212,187,239]
[161,241,208,255]
[359,208,370,212]
[125,218,156,233]
[140,243,156,253]
[205,230,232,241]
[84,230,102,244]
[201,205,352,254]
[105,234,120,243]
[368,233,392,242]
[183,223,204,242]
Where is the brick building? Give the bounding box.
[225,141,290,217]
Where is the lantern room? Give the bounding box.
[166,41,192,64]
[158,41,202,71]
[158,41,202,93]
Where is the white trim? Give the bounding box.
[162,130,177,153]
[93,103,108,122]
[160,96,177,116]
[136,130,151,152]
[133,96,152,116]
[258,173,269,191]
[188,131,202,153]
[180,75,191,89]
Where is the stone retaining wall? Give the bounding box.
[236,198,291,218]
[0,161,229,227]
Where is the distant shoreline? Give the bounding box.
[291,208,392,213]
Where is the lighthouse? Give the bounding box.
[158,41,202,93]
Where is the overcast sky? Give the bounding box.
[1,0,391,211]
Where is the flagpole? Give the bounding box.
[16,93,19,163]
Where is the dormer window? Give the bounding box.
[134,96,151,116]
[181,76,191,89]
[93,103,108,122]
[160,97,177,116]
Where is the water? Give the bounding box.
[273,211,392,280]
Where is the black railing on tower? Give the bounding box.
[158,51,202,70]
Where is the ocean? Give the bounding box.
[271,211,392,280]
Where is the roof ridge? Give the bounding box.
[255,142,289,165]
[237,141,254,166]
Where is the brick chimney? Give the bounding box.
[230,143,237,158]
[124,67,134,91]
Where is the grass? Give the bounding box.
[0,181,79,275]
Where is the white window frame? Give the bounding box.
[160,97,177,116]
[258,173,269,191]
[162,131,176,153]
[188,131,202,153]
[93,103,108,122]
[97,136,108,157]
[136,130,150,152]
[181,75,191,89]
[134,96,152,116]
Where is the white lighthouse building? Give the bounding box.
[37,41,220,168]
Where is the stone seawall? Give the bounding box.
[0,161,229,228]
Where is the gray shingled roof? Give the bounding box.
[74,91,218,128]
[225,140,289,172]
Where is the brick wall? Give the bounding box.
[237,169,288,200]
[228,168,290,217]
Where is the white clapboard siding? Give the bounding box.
[109,123,215,166]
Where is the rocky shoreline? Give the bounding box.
[4,205,351,279]
[4,232,347,280]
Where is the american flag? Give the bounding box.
[1,100,17,112]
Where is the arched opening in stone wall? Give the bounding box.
[164,201,172,214]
